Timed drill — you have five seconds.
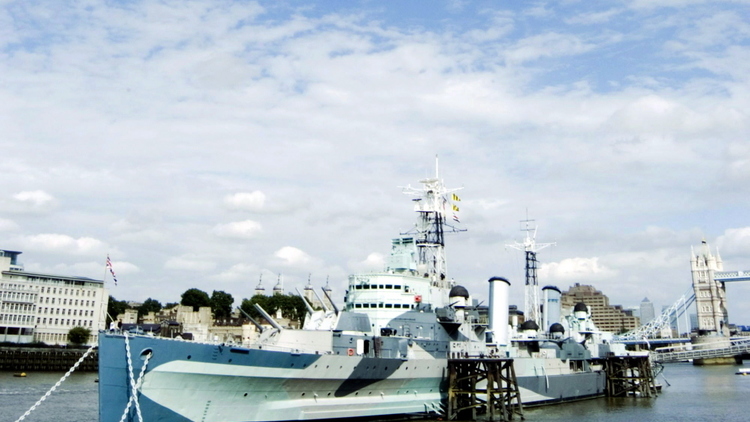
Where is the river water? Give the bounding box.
[1,362,747,422]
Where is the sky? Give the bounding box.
[2,0,750,325]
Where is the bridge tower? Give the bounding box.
[690,240,729,337]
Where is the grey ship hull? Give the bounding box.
[99,333,605,422]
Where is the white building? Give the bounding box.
[0,249,108,346]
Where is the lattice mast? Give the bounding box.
[401,157,464,288]
[507,219,554,325]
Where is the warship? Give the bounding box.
[99,166,627,422]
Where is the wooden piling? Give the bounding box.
[604,355,657,398]
[447,358,524,421]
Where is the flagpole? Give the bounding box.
[102,254,109,286]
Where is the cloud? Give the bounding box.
[212,220,263,239]
[18,233,107,256]
[349,252,385,272]
[212,262,259,282]
[564,8,623,25]
[0,218,19,231]
[540,257,618,282]
[504,33,595,64]
[224,191,266,211]
[273,246,313,267]
[13,190,54,206]
[7,190,57,213]
[717,227,750,257]
[164,255,216,272]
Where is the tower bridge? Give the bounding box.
[615,240,750,363]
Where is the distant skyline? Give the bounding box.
[2,1,750,323]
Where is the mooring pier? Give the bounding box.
[604,354,658,398]
[446,358,524,421]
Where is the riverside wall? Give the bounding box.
[0,346,98,371]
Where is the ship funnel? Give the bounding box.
[488,276,511,346]
[542,285,561,331]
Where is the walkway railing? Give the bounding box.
[652,337,750,363]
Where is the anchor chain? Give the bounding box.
[13,343,98,422]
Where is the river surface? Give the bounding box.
[1,362,748,422]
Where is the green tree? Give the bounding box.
[106,295,129,325]
[240,294,308,325]
[138,298,163,317]
[275,295,308,324]
[240,294,271,321]
[210,290,234,319]
[68,326,92,345]
[180,288,211,311]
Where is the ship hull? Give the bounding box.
[99,333,606,422]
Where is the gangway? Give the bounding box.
[652,337,750,363]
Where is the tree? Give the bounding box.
[240,294,308,325]
[138,298,163,317]
[68,326,92,345]
[210,290,234,320]
[107,295,129,325]
[241,294,271,321]
[276,295,308,324]
[180,288,211,311]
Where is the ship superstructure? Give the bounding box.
[98,167,624,422]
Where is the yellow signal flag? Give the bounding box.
[451,193,461,202]
[452,204,459,212]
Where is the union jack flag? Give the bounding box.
[106,255,118,286]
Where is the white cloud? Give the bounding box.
[212,220,263,239]
[349,252,385,272]
[19,234,107,256]
[273,246,313,267]
[13,190,54,205]
[164,255,216,271]
[212,263,259,282]
[2,1,750,320]
[224,191,266,211]
[504,33,595,64]
[540,257,617,281]
[48,260,140,280]
[10,190,57,212]
[717,227,750,256]
[564,9,623,25]
[0,218,19,231]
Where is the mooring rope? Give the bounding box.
[119,333,152,422]
[13,343,98,422]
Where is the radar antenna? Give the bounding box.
[400,156,465,287]
[507,217,555,325]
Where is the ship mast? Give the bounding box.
[401,157,464,288]
[507,218,554,325]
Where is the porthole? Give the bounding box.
[139,348,153,361]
